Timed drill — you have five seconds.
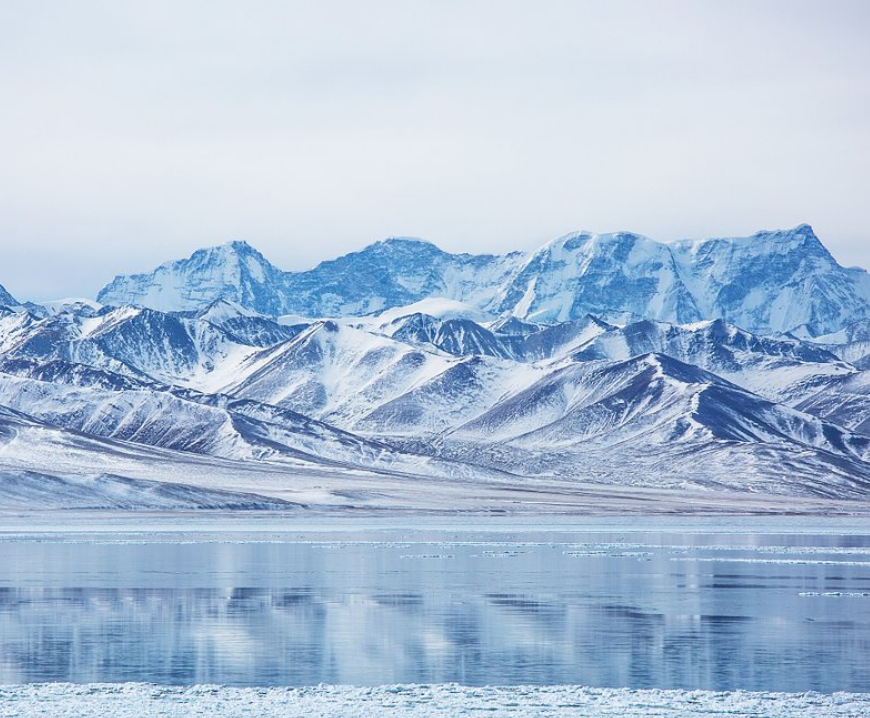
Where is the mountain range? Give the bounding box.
[97,224,870,336]
[4,224,870,512]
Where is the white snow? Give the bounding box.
[276,313,316,326]
[369,297,493,324]
[512,277,538,317]
[39,297,103,314]
[198,299,260,322]
[1,683,867,717]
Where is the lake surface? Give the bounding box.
[1,518,869,692]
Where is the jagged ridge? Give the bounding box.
[95,225,870,337]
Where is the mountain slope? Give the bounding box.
[0,363,500,481]
[191,300,306,347]
[352,355,542,437]
[796,371,870,437]
[379,312,613,363]
[371,311,851,405]
[380,313,522,360]
[810,319,870,368]
[221,321,462,426]
[0,304,264,389]
[568,318,854,403]
[431,354,870,498]
[0,405,297,510]
[0,284,19,309]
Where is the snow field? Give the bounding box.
[2,683,869,718]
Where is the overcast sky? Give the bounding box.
[1,1,868,301]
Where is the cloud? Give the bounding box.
[1,0,869,299]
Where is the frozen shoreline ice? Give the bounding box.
[1,683,869,717]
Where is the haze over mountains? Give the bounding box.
[4,224,870,511]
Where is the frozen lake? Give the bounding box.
[1,516,869,692]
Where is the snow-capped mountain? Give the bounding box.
[278,238,523,317]
[97,241,293,315]
[380,313,521,361]
[220,321,465,426]
[96,225,870,337]
[669,226,870,337]
[0,303,284,389]
[810,319,870,368]
[191,300,306,347]
[0,284,20,310]
[365,312,851,404]
[5,224,870,510]
[566,318,854,404]
[377,312,614,363]
[436,353,870,498]
[490,231,702,325]
[489,225,870,335]
[99,238,522,318]
[0,365,490,480]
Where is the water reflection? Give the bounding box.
[0,534,868,690]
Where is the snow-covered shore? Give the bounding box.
[1,683,869,717]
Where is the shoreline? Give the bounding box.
[2,682,869,717]
[3,511,870,538]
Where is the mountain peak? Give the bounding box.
[379,236,436,247]
[541,230,654,253]
[752,223,822,244]
[217,239,258,254]
[677,224,824,251]
[632,351,731,387]
[198,239,269,263]
[97,239,287,314]
[363,236,444,257]
[93,225,870,336]
[0,281,20,309]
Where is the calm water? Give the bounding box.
[1,520,869,691]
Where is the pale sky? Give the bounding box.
[1,0,868,301]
